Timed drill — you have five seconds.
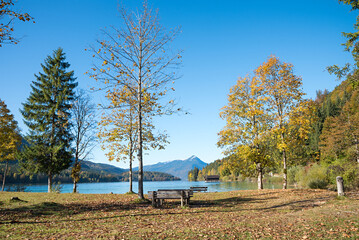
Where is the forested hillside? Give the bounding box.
[0,160,180,185]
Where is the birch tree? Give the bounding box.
[256,56,306,189]
[88,2,181,198]
[98,86,168,193]
[70,90,97,193]
[218,75,273,189]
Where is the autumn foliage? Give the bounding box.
[218,56,314,189]
[88,2,181,198]
[0,98,21,191]
[0,0,34,47]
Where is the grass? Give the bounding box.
[0,189,358,239]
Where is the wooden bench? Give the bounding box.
[190,186,208,192]
[148,189,193,207]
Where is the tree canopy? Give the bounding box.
[20,48,77,192]
[88,2,181,198]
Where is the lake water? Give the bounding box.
[6,180,284,194]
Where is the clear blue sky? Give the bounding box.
[0,0,356,168]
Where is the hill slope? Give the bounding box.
[81,160,126,175]
[134,155,207,180]
[0,160,179,185]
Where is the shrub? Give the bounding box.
[326,164,345,185]
[288,165,301,185]
[343,164,359,190]
[295,163,328,189]
[308,179,328,189]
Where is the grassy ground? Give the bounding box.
[0,189,358,239]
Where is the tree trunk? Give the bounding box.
[283,150,287,189]
[129,151,133,193]
[73,179,77,193]
[72,157,80,193]
[137,71,144,199]
[1,160,9,192]
[48,172,52,193]
[137,38,144,199]
[137,110,143,198]
[257,163,263,190]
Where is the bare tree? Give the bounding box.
[71,90,97,193]
[98,87,169,194]
[88,1,182,199]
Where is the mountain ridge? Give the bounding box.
[133,155,207,180]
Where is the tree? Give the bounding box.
[338,0,359,66]
[0,0,34,47]
[218,75,273,189]
[98,86,168,193]
[20,48,77,192]
[285,99,317,165]
[256,56,306,189]
[88,2,181,198]
[188,167,199,181]
[0,99,21,191]
[70,90,97,193]
[320,89,359,163]
[326,1,359,86]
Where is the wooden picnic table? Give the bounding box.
[148,189,193,207]
[190,186,208,192]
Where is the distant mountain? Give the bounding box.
[134,155,207,180]
[0,160,179,185]
[81,160,126,175]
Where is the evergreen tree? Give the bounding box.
[20,48,77,192]
[188,167,199,181]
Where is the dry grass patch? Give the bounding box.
[0,189,358,239]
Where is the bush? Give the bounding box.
[326,164,345,185]
[343,164,359,190]
[50,182,63,193]
[295,163,328,189]
[308,179,328,189]
[288,166,301,185]
[324,159,359,190]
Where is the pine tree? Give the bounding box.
[20,48,77,192]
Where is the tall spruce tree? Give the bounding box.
[20,48,77,192]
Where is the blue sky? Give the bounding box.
[0,0,356,168]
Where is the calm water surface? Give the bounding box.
[8,180,284,194]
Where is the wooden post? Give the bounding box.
[336,176,345,196]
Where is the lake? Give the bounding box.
[6,180,285,194]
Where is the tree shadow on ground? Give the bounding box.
[0,200,150,223]
[257,196,332,211]
[0,192,335,225]
[189,196,262,208]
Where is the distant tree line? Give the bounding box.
[188,158,234,182]
[0,161,180,184]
